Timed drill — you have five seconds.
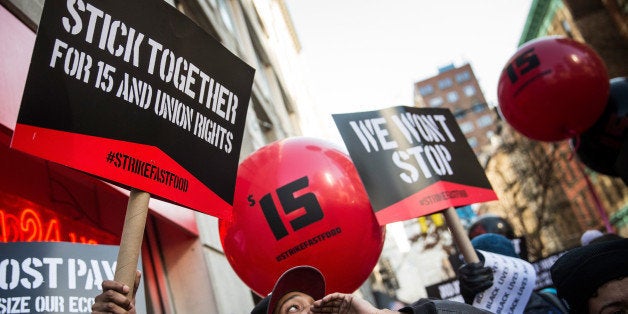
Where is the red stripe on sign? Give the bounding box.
[11,124,232,219]
[374,181,498,225]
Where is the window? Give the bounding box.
[455,71,471,83]
[438,78,453,90]
[429,96,444,107]
[472,103,486,113]
[418,84,434,96]
[463,85,476,97]
[454,109,466,119]
[476,114,493,128]
[217,0,235,33]
[459,121,474,134]
[467,137,478,148]
[446,91,459,103]
[251,95,277,144]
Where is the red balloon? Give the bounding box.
[219,137,385,296]
[497,36,609,141]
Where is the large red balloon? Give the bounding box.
[497,36,609,142]
[219,137,385,296]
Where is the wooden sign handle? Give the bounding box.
[114,189,150,296]
[443,207,479,264]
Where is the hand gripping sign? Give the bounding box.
[11,0,254,291]
[472,251,536,314]
[333,106,498,262]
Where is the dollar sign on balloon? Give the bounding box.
[219,137,385,296]
[497,36,610,142]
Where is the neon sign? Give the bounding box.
[0,192,119,244]
[2,208,69,242]
[0,208,112,244]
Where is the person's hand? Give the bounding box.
[457,262,493,304]
[92,270,141,314]
[309,293,395,314]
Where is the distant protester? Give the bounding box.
[470,232,519,258]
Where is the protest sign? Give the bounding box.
[473,250,536,314]
[11,0,254,292]
[0,242,146,314]
[425,278,465,303]
[428,245,556,302]
[333,106,497,226]
[10,0,255,219]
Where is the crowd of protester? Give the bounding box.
[92,228,627,314]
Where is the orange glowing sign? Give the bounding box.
[0,193,118,244]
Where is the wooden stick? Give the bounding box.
[114,189,150,296]
[443,207,479,263]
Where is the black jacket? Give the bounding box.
[399,298,492,314]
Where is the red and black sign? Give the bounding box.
[333,106,497,225]
[11,0,255,219]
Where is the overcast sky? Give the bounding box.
[284,0,533,124]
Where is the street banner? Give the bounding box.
[472,250,536,314]
[10,0,255,219]
[333,106,497,225]
[0,242,146,314]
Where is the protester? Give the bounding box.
[470,231,519,257]
[91,270,141,314]
[468,214,516,240]
[251,265,326,314]
[250,265,490,314]
[457,233,567,313]
[550,238,628,314]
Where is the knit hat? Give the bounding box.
[550,238,628,313]
[470,233,518,258]
[250,266,326,314]
[589,233,623,245]
[580,229,603,246]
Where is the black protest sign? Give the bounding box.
[11,0,255,219]
[0,242,146,313]
[333,106,497,225]
[425,278,464,302]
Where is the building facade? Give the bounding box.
[520,0,628,78]
[479,0,628,258]
[0,0,314,312]
[413,63,498,163]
